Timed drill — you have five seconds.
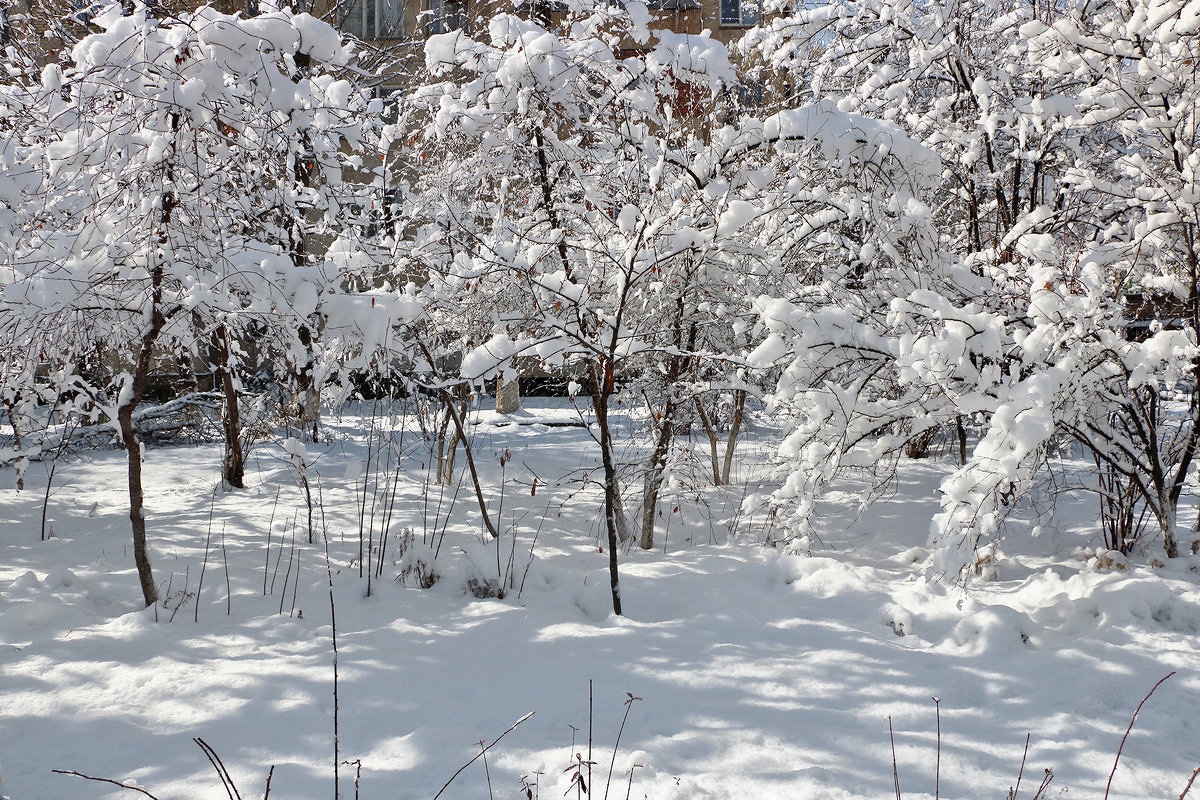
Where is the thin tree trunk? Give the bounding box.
[435,404,451,485]
[439,387,466,485]
[720,389,746,485]
[215,324,245,489]
[694,388,746,487]
[441,423,459,485]
[1160,497,1178,559]
[437,383,499,540]
[118,130,182,607]
[1192,497,1200,555]
[694,396,722,486]
[5,400,21,452]
[639,398,675,550]
[590,361,622,616]
[119,275,169,609]
[6,399,23,491]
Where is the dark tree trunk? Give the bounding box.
[215,324,245,489]
[590,361,622,616]
[438,383,499,540]
[119,267,169,609]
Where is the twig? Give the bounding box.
[317,476,341,800]
[625,762,642,800]
[932,697,940,800]
[221,521,231,615]
[588,679,593,800]
[264,488,280,594]
[41,454,57,541]
[432,712,535,800]
[279,518,296,615]
[194,737,242,800]
[889,716,901,800]
[480,739,495,800]
[1013,732,1031,799]
[1179,764,1200,799]
[52,769,162,799]
[1104,671,1175,800]
[342,759,362,800]
[518,502,550,599]
[1031,769,1054,800]
[197,487,218,622]
[263,765,275,800]
[290,543,301,618]
[604,693,641,800]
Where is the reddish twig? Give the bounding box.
[1104,671,1175,800]
[1178,764,1200,800]
[52,769,162,799]
[1013,732,1031,798]
[604,693,641,800]
[889,716,901,800]
[432,712,535,800]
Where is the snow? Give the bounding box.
[2,401,1199,800]
[716,199,757,237]
[648,31,737,92]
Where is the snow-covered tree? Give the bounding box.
[937,0,1200,562]
[397,6,816,608]
[0,1,405,606]
[746,0,1200,570]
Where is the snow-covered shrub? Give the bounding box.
[394,529,440,590]
[743,0,1200,574]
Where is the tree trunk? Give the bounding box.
[215,324,245,489]
[295,324,320,443]
[435,401,453,485]
[590,361,622,616]
[1159,497,1178,559]
[438,386,467,485]
[441,421,459,485]
[694,388,746,487]
[1192,499,1200,555]
[639,398,675,551]
[119,297,167,609]
[720,389,746,485]
[6,399,23,491]
[694,396,723,486]
[438,383,499,540]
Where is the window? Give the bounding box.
[424,0,465,35]
[719,0,759,27]
[71,1,102,26]
[514,0,566,26]
[647,0,700,10]
[340,0,405,39]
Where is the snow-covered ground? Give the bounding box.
[2,399,1199,800]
